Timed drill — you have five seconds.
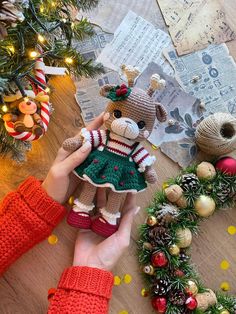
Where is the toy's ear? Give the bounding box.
[35,91,49,103]
[100,84,116,97]
[156,103,167,122]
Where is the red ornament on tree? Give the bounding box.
[152,297,167,313]
[185,296,198,310]
[151,252,168,268]
[215,157,236,176]
[174,269,185,277]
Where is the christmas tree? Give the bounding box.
[0,0,103,161]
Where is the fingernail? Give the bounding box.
[80,141,91,152]
[135,206,141,215]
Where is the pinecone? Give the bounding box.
[156,203,179,225]
[148,226,172,246]
[169,290,186,305]
[216,182,231,203]
[179,251,190,263]
[152,278,170,296]
[180,173,199,191]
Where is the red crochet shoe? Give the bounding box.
[91,215,119,238]
[67,209,92,229]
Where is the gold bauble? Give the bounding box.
[168,244,180,256]
[220,311,230,314]
[186,280,198,296]
[143,265,154,275]
[176,228,192,248]
[68,195,75,205]
[195,195,216,217]
[196,162,216,179]
[143,242,153,250]
[146,215,158,226]
[164,184,183,203]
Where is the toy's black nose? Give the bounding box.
[26,101,31,105]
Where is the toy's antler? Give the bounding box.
[147,74,166,97]
[121,65,140,87]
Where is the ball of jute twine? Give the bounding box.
[195,112,236,156]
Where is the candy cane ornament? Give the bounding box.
[4,53,50,141]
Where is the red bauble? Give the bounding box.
[152,297,167,313]
[185,296,198,310]
[215,157,236,176]
[174,269,185,277]
[151,252,168,267]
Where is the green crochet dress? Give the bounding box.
[74,133,147,193]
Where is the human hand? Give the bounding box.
[41,113,104,203]
[73,193,140,271]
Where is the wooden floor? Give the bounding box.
[1,3,236,314]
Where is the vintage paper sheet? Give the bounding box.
[164,44,236,117]
[78,0,167,33]
[96,11,174,76]
[157,0,236,55]
[136,62,202,168]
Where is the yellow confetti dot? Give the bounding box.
[220,260,230,270]
[123,274,132,284]
[68,195,75,206]
[152,144,158,150]
[114,276,121,286]
[227,225,236,235]
[162,182,169,189]
[119,311,128,314]
[48,234,58,245]
[220,282,230,291]
[141,288,149,297]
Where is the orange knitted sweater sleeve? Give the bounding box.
[48,266,114,314]
[0,176,66,275]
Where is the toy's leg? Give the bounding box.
[92,190,124,238]
[32,125,43,136]
[14,121,26,133]
[67,181,97,229]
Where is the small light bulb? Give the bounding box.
[71,22,75,29]
[45,87,50,93]
[2,105,8,113]
[8,46,15,53]
[65,57,73,64]
[40,6,44,13]
[29,51,38,58]
[38,34,45,43]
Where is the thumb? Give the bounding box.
[62,141,92,174]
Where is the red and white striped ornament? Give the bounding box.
[5,49,50,141]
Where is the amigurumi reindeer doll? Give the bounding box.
[63,65,167,237]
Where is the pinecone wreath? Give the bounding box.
[0,0,27,38]
[148,226,172,246]
[152,278,171,296]
[180,173,199,191]
[169,290,186,306]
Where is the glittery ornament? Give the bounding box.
[174,269,185,277]
[220,310,230,314]
[151,297,167,313]
[195,195,216,217]
[185,296,198,310]
[186,280,198,296]
[168,244,180,256]
[151,252,168,268]
[143,265,155,275]
[146,215,158,226]
[143,242,153,250]
[176,228,192,248]
[68,195,75,205]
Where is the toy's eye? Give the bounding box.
[137,120,146,129]
[113,110,122,118]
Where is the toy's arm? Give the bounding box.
[63,128,107,152]
[33,113,43,126]
[3,113,18,122]
[132,144,157,183]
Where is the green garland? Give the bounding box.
[138,161,236,314]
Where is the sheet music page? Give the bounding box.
[164,44,236,117]
[157,0,236,55]
[96,11,174,76]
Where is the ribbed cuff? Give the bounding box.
[59,266,114,299]
[18,177,66,227]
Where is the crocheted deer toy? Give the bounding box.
[63,65,167,237]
